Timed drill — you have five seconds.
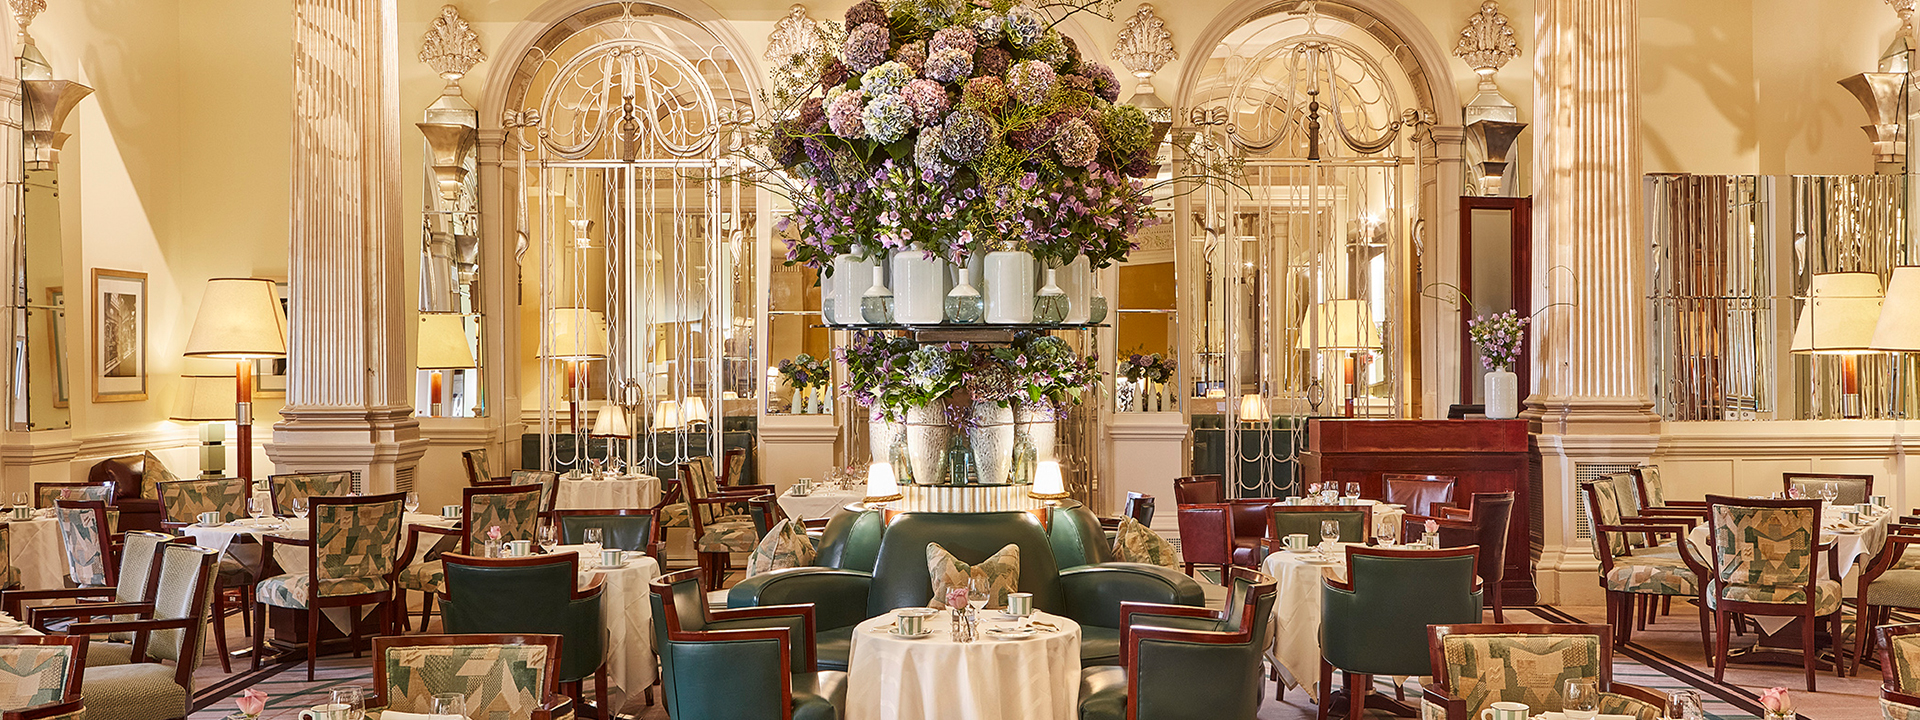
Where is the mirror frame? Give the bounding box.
[1458,196,1533,408]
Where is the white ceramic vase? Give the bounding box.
[891,251,949,324]
[903,402,951,484]
[869,412,907,467]
[1014,403,1060,463]
[830,253,879,325]
[1484,369,1518,419]
[983,249,1036,324]
[967,403,1017,485]
[791,389,804,414]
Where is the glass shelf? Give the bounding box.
[811,323,1110,343]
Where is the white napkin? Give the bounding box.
[378,712,463,720]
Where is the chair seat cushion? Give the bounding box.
[1867,569,1920,609]
[791,670,849,720]
[814,624,855,671]
[1628,544,1681,560]
[1079,624,1120,666]
[256,573,392,609]
[397,560,445,593]
[697,521,759,553]
[85,640,135,667]
[1885,698,1920,720]
[1077,664,1128,720]
[1604,556,1697,595]
[660,503,690,528]
[81,661,189,720]
[1719,578,1842,615]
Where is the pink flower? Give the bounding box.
[1307,483,1321,494]
[945,587,970,609]
[1760,688,1791,714]
[487,525,502,541]
[237,689,268,717]
[1424,519,1439,534]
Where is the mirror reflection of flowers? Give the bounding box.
[1466,310,1527,372]
[778,353,833,390]
[1120,352,1174,385]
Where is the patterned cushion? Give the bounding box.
[256,573,392,609]
[0,644,76,709]
[926,542,1019,610]
[468,489,542,549]
[681,458,725,525]
[1585,481,1629,558]
[139,451,179,500]
[1637,466,1665,508]
[1867,570,1920,609]
[315,497,405,583]
[1886,698,1920,720]
[1110,517,1179,569]
[398,560,446,593]
[746,519,816,577]
[1886,630,1920,694]
[1721,578,1842,614]
[1605,556,1698,595]
[0,523,10,589]
[39,485,112,507]
[1600,692,1660,720]
[696,521,758,554]
[269,472,354,515]
[1601,474,1650,549]
[507,470,558,513]
[1438,632,1602,715]
[56,506,107,587]
[157,477,249,525]
[660,503,690,528]
[382,643,550,720]
[1712,503,1820,606]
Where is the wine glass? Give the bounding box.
[1319,519,1341,556]
[10,492,24,509]
[1374,520,1396,547]
[1564,678,1599,720]
[967,575,991,614]
[1343,482,1361,501]
[538,520,558,551]
[1664,689,1703,720]
[1821,482,1839,504]
[583,527,604,556]
[247,496,267,521]
[428,692,469,719]
[290,497,309,520]
[331,687,366,720]
[404,491,421,514]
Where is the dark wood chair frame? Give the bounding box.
[681,460,776,588]
[1112,567,1276,720]
[0,635,88,720]
[650,567,821,719]
[153,475,258,669]
[32,482,110,509]
[1852,523,1920,676]
[1424,622,1666,720]
[1705,494,1845,690]
[1575,481,1711,652]
[1172,475,1224,505]
[48,500,119,588]
[64,544,217,701]
[1263,504,1371,552]
[440,552,609,714]
[1380,474,1457,517]
[395,483,542,632]
[1782,471,1875,500]
[1877,622,1920,714]
[370,633,571,720]
[552,508,667,557]
[254,492,408,680]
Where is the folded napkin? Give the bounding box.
[377,712,463,720]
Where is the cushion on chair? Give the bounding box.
[1437,632,1602,714]
[927,542,1019,609]
[1889,627,1920,694]
[1604,556,1698,595]
[1722,578,1841,614]
[1,565,17,590]
[1599,692,1661,720]
[696,520,759,554]
[80,661,190,720]
[382,643,551,720]
[746,520,816,577]
[397,560,446,593]
[660,503,690,528]
[790,670,849,720]
[1111,518,1178,569]
[1076,664,1128,720]
[1866,570,1920,609]
[0,644,77,708]
[1885,699,1920,720]
[256,573,392,609]
[85,641,136,667]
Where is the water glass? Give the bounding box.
[404,491,420,514]
[330,687,365,720]
[583,527,604,556]
[291,497,309,520]
[248,496,267,520]
[1319,519,1341,554]
[10,492,25,510]
[428,692,469,719]
[1374,521,1396,547]
[537,521,558,551]
[1821,482,1839,504]
[967,575,991,612]
[1343,482,1361,500]
[1563,678,1599,720]
[1664,689,1704,720]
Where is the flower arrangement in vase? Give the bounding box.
[778,353,833,413]
[1466,309,1527,419]
[230,689,268,720]
[1758,687,1792,719]
[1121,352,1175,411]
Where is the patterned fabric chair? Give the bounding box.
[678,459,766,587]
[0,523,16,591]
[253,492,407,680]
[67,543,219,720]
[0,635,88,720]
[396,484,543,632]
[266,471,353,516]
[510,470,561,513]
[155,477,250,529]
[1629,465,1709,517]
[33,483,112,508]
[1855,526,1920,674]
[1784,472,1873,506]
[462,448,493,486]
[1577,481,1707,651]
[53,501,115,588]
[17,531,177,667]
[1422,624,1666,720]
[371,634,570,720]
[651,568,847,719]
[1877,622,1920,720]
[1706,495,1844,690]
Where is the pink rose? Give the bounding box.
[945,587,969,609]
[1424,519,1439,534]
[1760,688,1791,714]
[487,525,502,541]
[1307,483,1321,494]
[237,689,268,717]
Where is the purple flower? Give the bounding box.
[1007,60,1056,105]
[900,79,951,124]
[941,108,995,162]
[1080,61,1121,102]
[795,97,826,132]
[827,90,868,138]
[896,41,927,74]
[843,23,891,72]
[821,59,850,87]
[930,26,976,56]
[962,76,1008,111]
[861,94,914,144]
[974,47,1010,78]
[844,0,887,29]
[925,47,974,83]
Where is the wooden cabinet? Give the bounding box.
[1302,418,1538,604]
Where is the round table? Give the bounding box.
[847,610,1081,720]
[8,514,64,590]
[549,544,661,714]
[556,475,658,510]
[1261,544,1356,695]
[776,487,865,520]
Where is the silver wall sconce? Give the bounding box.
[1838,41,1909,174]
[1454,1,1525,196]
[13,0,90,171]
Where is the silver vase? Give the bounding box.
[968,403,1017,485]
[903,403,952,485]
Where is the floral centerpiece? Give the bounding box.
[1759,687,1792,719]
[1121,352,1174,384]
[230,689,268,720]
[1466,310,1526,372]
[778,353,833,390]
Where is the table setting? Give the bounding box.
[3,499,65,590]
[555,470,659,510]
[777,474,866,520]
[847,591,1081,720]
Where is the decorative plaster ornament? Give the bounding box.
[1454,1,1519,76]
[1112,5,1176,84]
[420,5,485,84]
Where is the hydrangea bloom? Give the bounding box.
[900,79,951,124]
[1004,6,1044,47]
[925,47,975,83]
[827,90,868,139]
[1054,117,1099,167]
[1099,104,1154,162]
[821,58,850,87]
[973,14,1005,45]
[962,76,1008,111]
[1007,61,1056,105]
[862,94,915,144]
[914,125,954,178]
[929,26,976,56]
[861,61,915,96]
[1060,73,1093,99]
[844,0,887,29]
[974,47,1011,78]
[1080,61,1121,102]
[1122,152,1159,178]
[1008,111,1066,151]
[896,41,927,74]
[844,23,891,72]
[941,108,996,162]
[795,97,826,132]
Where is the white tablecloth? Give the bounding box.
[0,612,41,636]
[548,544,660,713]
[556,475,658,510]
[777,488,865,520]
[1684,503,1893,633]
[1261,544,1356,695]
[847,610,1081,720]
[9,515,64,590]
[187,513,459,632]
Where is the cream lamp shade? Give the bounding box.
[1030,460,1069,499]
[417,313,477,369]
[683,395,711,425]
[184,278,288,358]
[544,307,608,359]
[591,406,632,438]
[1872,267,1920,352]
[1237,394,1270,423]
[1295,299,1379,350]
[864,461,901,503]
[651,399,683,431]
[1790,272,1884,354]
[171,374,236,421]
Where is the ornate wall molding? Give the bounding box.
[421,5,484,84]
[1113,5,1176,87]
[8,0,42,45]
[764,4,827,65]
[1453,1,1517,76]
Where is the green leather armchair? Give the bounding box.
[1048,504,1115,568]
[1322,545,1483,720]
[729,508,1204,669]
[553,509,663,557]
[441,552,608,714]
[651,568,847,720]
[1076,567,1278,720]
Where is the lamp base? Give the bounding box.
[863,493,903,504]
[1027,490,1071,501]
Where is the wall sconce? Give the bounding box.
[21,79,91,170]
[1465,119,1526,196]
[1839,72,1908,173]
[417,122,476,201]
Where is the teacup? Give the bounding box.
[896,607,937,635]
[198,511,223,527]
[299,704,352,720]
[442,504,461,518]
[603,549,625,567]
[1860,502,1877,517]
[1479,701,1528,720]
[506,540,532,557]
[1845,510,1862,526]
[1005,592,1034,616]
[10,507,28,521]
[1874,494,1891,509]
[1284,533,1310,552]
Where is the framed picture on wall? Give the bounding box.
[47,286,67,408]
[253,280,289,397]
[91,268,147,402]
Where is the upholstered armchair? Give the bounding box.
[728,509,1204,670]
[1174,504,1233,578]
[1100,492,1156,535]
[1878,623,1920,720]
[1323,546,1482,720]
[1628,466,1708,521]
[85,453,175,533]
[154,477,250,530]
[370,634,572,720]
[66,543,219,720]
[1172,475,1223,504]
[554,508,663,556]
[461,448,494,487]
[1856,526,1920,674]
[18,531,177,667]
[1423,623,1665,720]
[1706,495,1844,689]
[38,487,120,537]
[1404,491,1515,621]
[1579,480,1708,650]
[1077,567,1276,720]
[442,552,607,713]
[396,483,543,631]
[253,492,407,679]
[266,471,353,515]
[1784,471,1873,505]
[509,470,561,514]
[0,635,88,720]
[52,501,115,589]
[675,458,767,586]
[652,568,846,720]
[1266,505,1369,548]
[1047,503,1116,569]
[1382,474,1456,517]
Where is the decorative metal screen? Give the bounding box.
[1646,174,1774,421]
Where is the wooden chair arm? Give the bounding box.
[2,696,85,720]
[66,614,195,637]
[1607,680,1670,710]
[26,601,153,630]
[1886,687,1920,709]
[2,587,114,618]
[1663,499,1709,508]
[1119,601,1222,629]
[1421,686,1467,720]
[1436,506,1472,521]
[400,523,463,566]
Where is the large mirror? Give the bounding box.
[1458,197,1531,406]
[8,47,86,431]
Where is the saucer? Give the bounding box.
[889,627,934,639]
[984,626,1036,639]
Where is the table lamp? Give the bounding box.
[542,308,608,435]
[1872,267,1920,417]
[1029,460,1070,501]
[1297,299,1379,417]
[683,395,711,427]
[171,373,235,478]
[651,399,683,432]
[417,312,477,417]
[1791,271,1884,418]
[1237,393,1270,424]
[184,278,288,481]
[864,461,902,504]
[591,406,632,438]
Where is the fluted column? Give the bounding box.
[266,0,425,493]
[1526,0,1659,604]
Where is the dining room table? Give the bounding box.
[555,474,659,510]
[776,484,866,521]
[0,611,41,636]
[547,543,661,714]
[1261,541,1361,696]
[7,510,65,590]
[846,608,1082,720]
